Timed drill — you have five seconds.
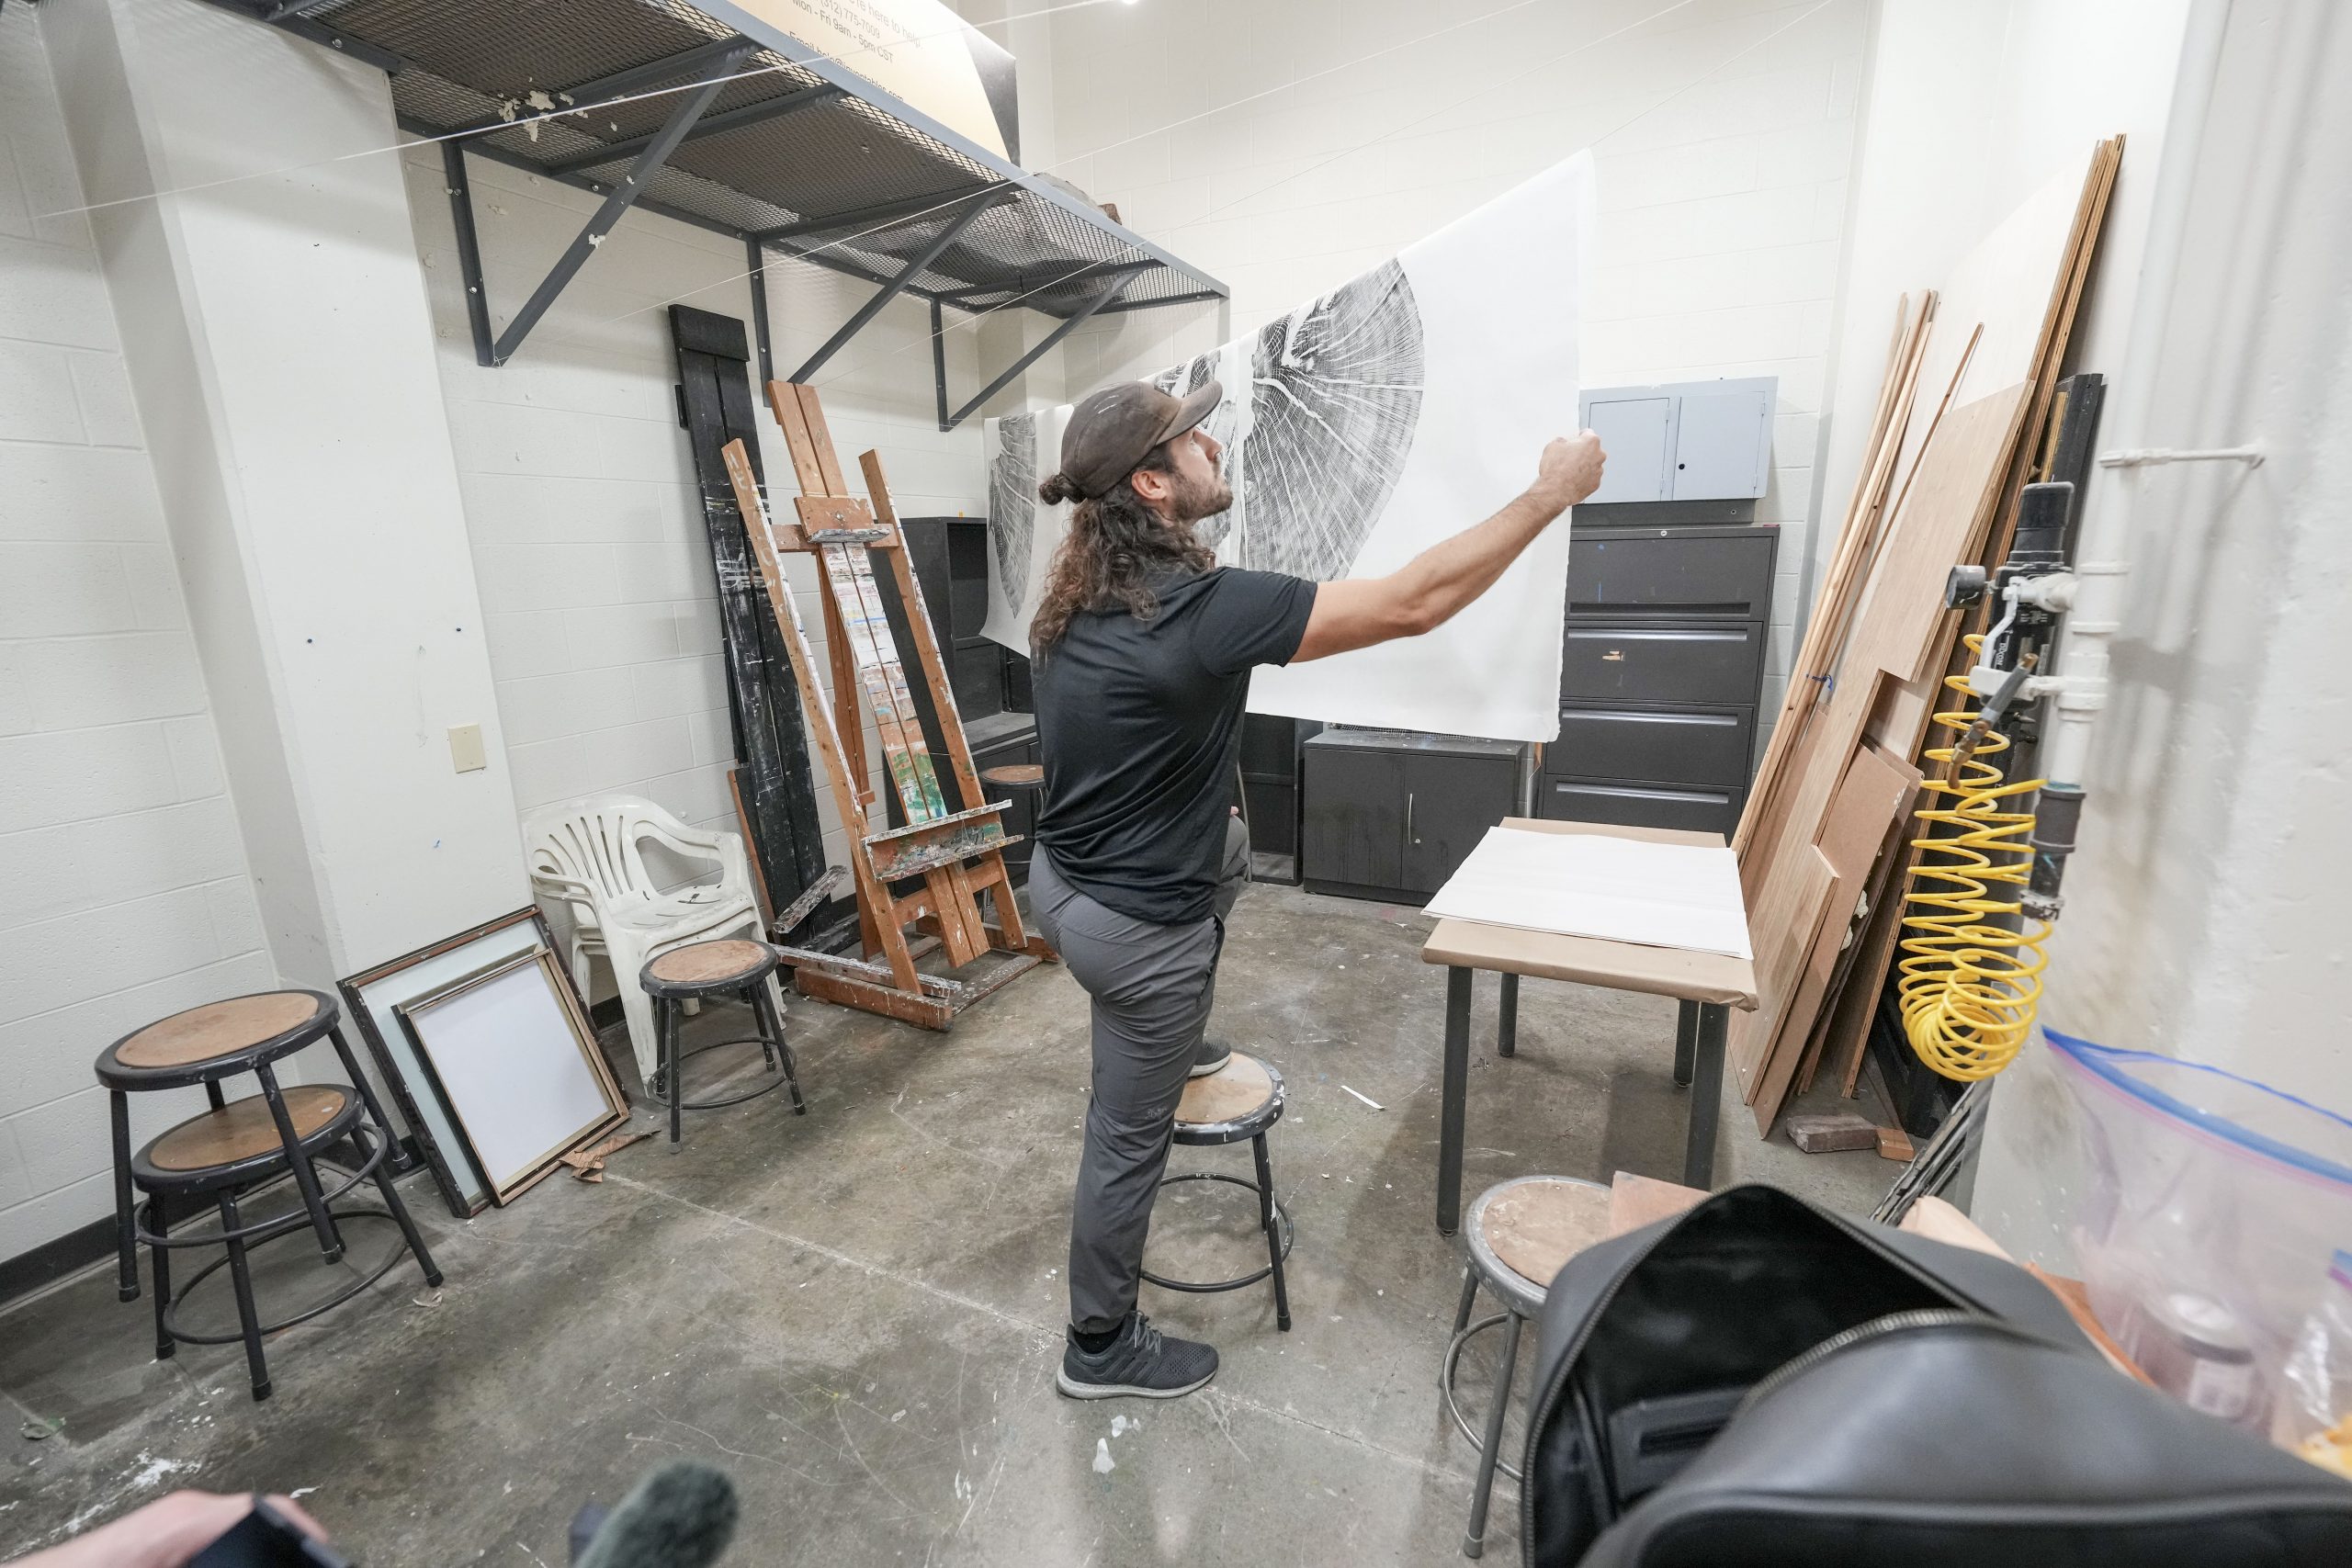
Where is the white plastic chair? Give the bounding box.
[521,795,779,1080]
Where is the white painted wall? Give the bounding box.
[1973,0,2352,1262]
[1814,0,2196,600]
[398,143,992,933]
[0,3,270,1259]
[981,0,1872,739]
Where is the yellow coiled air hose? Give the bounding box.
[1898,635,2051,1080]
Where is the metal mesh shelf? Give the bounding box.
[195,0,1220,412]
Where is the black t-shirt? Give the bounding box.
[1033,567,1318,924]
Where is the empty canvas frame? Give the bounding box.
[982,151,1595,742]
[394,945,628,1205]
[339,907,569,1216]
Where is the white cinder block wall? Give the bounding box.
[0,6,272,1260]
[399,146,991,978]
[972,0,1871,742]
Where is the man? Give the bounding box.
[1026,378,1605,1399]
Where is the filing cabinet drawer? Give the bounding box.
[1538,775,1746,838]
[1561,621,1764,706]
[1547,702,1755,788]
[1568,529,1776,620]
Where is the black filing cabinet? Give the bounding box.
[1542,523,1777,836]
[1301,730,1526,904]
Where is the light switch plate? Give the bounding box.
[447,723,487,773]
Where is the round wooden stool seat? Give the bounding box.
[108,992,328,1074]
[1469,1175,1611,1312]
[141,1086,352,1178]
[641,939,777,996]
[980,762,1044,788]
[1171,1054,1283,1145]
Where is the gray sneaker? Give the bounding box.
[1057,1314,1218,1400]
[1189,1037,1234,1078]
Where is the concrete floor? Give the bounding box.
[0,884,1894,1565]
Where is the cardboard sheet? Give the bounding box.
[1424,826,1753,961]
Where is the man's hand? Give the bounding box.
[1531,430,1607,512]
[9,1492,330,1568]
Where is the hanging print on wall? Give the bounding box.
[982,151,1594,741]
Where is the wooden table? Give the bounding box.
[1419,819,1758,1235]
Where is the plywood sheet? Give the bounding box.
[1730,847,1835,1101]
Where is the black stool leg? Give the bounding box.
[327,1025,403,1144]
[366,1133,444,1289]
[748,980,778,1072]
[217,1192,272,1402]
[143,1199,175,1361]
[1463,1309,1524,1559]
[1251,1134,1291,1332]
[254,1062,342,1264]
[1673,999,1698,1089]
[1452,1264,1480,1340]
[112,1091,139,1303]
[205,1079,227,1111]
[750,980,804,1115]
[661,999,684,1147]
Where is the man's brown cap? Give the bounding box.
[1048,379,1222,502]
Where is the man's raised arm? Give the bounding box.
[1290,432,1606,663]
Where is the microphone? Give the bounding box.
[572,1461,740,1568]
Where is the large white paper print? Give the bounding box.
[982,152,1594,742]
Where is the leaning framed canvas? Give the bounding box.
[394,945,628,1204]
[339,907,576,1217]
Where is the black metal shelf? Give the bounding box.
[197,0,1224,423]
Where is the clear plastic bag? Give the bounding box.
[2282,1253,2352,1477]
[2047,1027,2352,1451]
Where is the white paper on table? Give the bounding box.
[1423,828,1754,961]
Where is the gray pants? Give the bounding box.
[1030,818,1250,1334]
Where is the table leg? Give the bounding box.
[1497,974,1518,1059]
[1438,965,1472,1235]
[1682,1002,1729,1190]
[1672,999,1698,1089]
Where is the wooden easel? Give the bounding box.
[717,380,1050,1030]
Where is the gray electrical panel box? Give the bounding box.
[1577,377,1776,503]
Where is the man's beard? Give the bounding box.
[1167,467,1234,526]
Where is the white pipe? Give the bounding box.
[2040,0,2235,788]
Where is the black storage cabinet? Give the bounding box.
[1300,730,1525,904]
[1541,522,1777,837]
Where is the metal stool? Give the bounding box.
[638,939,802,1147]
[96,989,409,1304]
[1441,1175,1611,1558]
[1139,1053,1293,1332]
[131,1081,442,1401]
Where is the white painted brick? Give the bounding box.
[0,540,134,637]
[613,540,718,606]
[496,669,616,748]
[0,798,247,926]
[0,632,209,730]
[0,725,176,833]
[482,610,574,681]
[0,1126,28,1210]
[575,716,694,795]
[505,734,588,811]
[0,340,84,443]
[641,763,732,830]
[0,135,37,245]
[0,1174,114,1265]
[0,884,234,1026]
[632,655,727,722]
[162,715,226,800]
[472,543,620,614]
[563,603,680,671]
[0,442,168,542]
[0,954,274,1119]
[119,541,187,631]
[65,350,141,446]
[204,878,266,958]
[685,707,728,768]
[10,1084,111,1194]
[0,236,118,350]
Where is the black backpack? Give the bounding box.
[1520,1184,2352,1565]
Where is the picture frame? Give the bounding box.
[394,945,628,1205]
[338,907,584,1217]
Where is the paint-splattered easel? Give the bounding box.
[718,381,1050,1029]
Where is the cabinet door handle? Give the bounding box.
[1406,790,1417,845]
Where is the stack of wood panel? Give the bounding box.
[1729,138,2126,1135]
